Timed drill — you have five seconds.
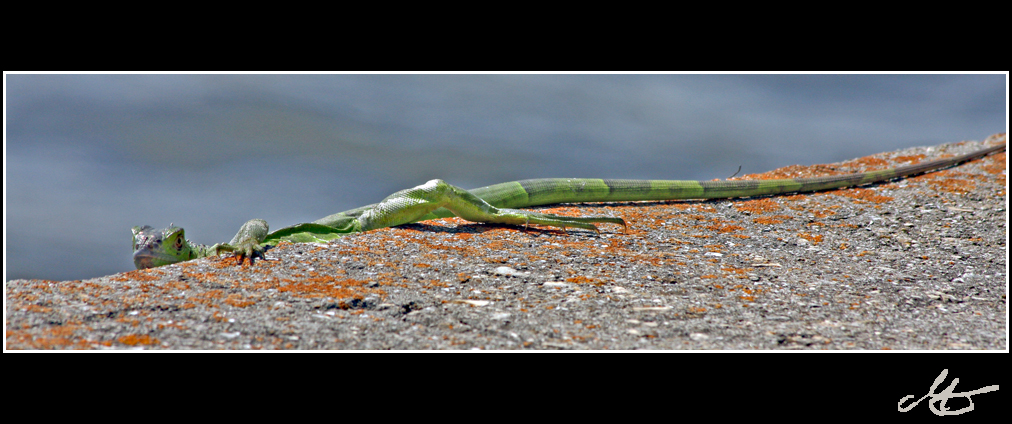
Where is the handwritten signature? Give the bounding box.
[898,369,999,416]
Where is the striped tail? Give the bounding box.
[471,142,1006,208]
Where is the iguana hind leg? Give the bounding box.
[359,179,625,233]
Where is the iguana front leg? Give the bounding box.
[221,218,270,265]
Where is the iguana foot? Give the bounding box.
[225,219,269,265]
[498,208,627,233]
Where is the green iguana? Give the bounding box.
[132,142,1006,269]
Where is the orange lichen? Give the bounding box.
[798,233,824,244]
[753,215,794,225]
[812,209,836,219]
[223,293,257,308]
[565,276,598,284]
[745,163,848,180]
[187,289,225,307]
[23,304,53,313]
[981,151,1006,175]
[704,223,744,233]
[721,267,754,275]
[927,178,976,194]
[736,198,781,214]
[892,154,927,164]
[117,334,160,346]
[851,156,890,169]
[113,269,164,282]
[832,188,893,204]
[276,276,385,302]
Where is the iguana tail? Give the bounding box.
[469,142,1006,208]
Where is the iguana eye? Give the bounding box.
[175,237,184,250]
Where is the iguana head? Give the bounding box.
[131,225,196,269]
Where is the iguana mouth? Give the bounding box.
[133,252,154,269]
[132,248,164,269]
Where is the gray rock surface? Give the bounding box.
[6,134,1007,350]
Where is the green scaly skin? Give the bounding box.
[132,142,1006,269]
